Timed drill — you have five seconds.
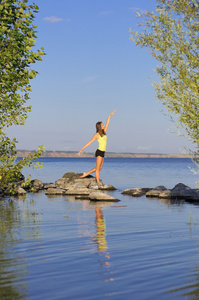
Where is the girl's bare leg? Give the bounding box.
[95,156,104,184]
[80,157,104,181]
[80,167,96,178]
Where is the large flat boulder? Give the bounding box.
[64,188,91,195]
[89,192,120,202]
[88,183,116,190]
[45,188,65,195]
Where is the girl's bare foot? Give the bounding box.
[80,172,87,178]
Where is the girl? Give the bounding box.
[77,110,116,184]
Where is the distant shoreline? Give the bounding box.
[16,150,193,159]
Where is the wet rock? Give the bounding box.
[45,188,65,195]
[89,192,120,202]
[122,188,151,197]
[146,186,167,197]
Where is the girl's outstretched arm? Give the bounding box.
[77,134,98,156]
[104,110,116,133]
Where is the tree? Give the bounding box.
[0,0,45,194]
[130,0,199,165]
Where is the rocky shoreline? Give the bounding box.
[1,172,199,203]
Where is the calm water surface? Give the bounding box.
[1,158,199,299]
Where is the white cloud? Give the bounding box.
[99,10,113,16]
[43,16,64,23]
[128,7,142,13]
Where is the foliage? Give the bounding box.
[130,0,199,162]
[0,0,45,194]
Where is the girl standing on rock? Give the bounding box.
[77,110,116,184]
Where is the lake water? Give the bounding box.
[1,158,199,300]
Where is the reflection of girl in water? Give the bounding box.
[94,207,111,269]
[77,110,116,184]
[95,208,108,252]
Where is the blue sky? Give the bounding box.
[8,0,196,154]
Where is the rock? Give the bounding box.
[62,172,76,179]
[56,173,103,190]
[45,188,65,195]
[172,183,191,191]
[43,183,56,189]
[64,188,91,195]
[16,186,27,195]
[98,184,117,191]
[31,179,43,190]
[122,188,151,197]
[159,183,199,200]
[146,186,167,197]
[89,192,120,202]
[62,172,93,181]
[88,183,116,190]
[55,178,71,189]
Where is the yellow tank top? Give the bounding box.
[97,133,107,151]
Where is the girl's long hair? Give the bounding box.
[96,121,106,137]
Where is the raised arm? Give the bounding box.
[104,110,116,133]
[77,134,98,156]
